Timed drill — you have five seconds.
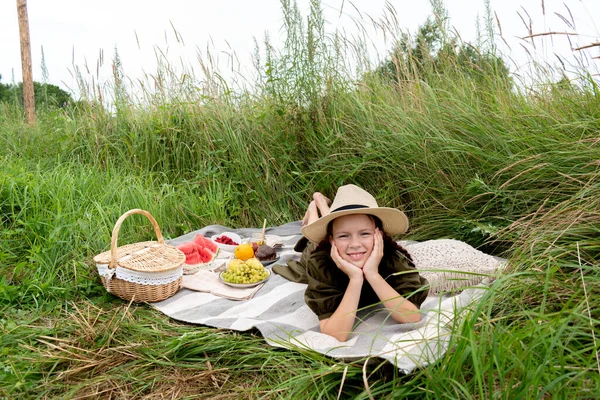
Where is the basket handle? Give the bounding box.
[109,209,165,268]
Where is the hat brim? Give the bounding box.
[300,207,409,243]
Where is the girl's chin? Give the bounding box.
[345,259,366,269]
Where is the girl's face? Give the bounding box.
[329,214,376,269]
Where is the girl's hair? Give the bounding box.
[316,214,414,266]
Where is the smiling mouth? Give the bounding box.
[347,252,365,261]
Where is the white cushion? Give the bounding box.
[401,239,507,295]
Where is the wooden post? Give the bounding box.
[16,0,35,125]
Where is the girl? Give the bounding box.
[299,184,429,342]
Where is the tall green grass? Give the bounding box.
[1,0,599,398]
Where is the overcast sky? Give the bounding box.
[2,0,599,97]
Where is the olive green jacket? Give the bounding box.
[273,237,429,320]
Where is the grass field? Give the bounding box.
[1,1,599,398]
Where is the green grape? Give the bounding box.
[222,257,269,284]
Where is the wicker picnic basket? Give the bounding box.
[93,209,186,303]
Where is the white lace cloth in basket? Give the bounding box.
[96,264,183,285]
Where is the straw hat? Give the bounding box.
[301,184,409,243]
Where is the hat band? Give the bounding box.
[330,204,369,213]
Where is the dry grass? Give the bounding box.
[13,301,278,399]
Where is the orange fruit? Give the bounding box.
[234,244,254,261]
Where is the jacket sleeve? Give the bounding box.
[303,250,346,321]
[384,251,429,308]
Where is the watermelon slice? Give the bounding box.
[193,234,219,254]
[185,250,202,265]
[177,242,197,255]
[197,246,216,263]
[177,236,218,266]
[176,242,200,264]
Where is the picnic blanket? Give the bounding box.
[152,221,506,374]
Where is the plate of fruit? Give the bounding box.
[176,234,221,274]
[219,257,271,288]
[211,232,242,252]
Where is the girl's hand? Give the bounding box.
[363,228,384,280]
[330,243,364,281]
